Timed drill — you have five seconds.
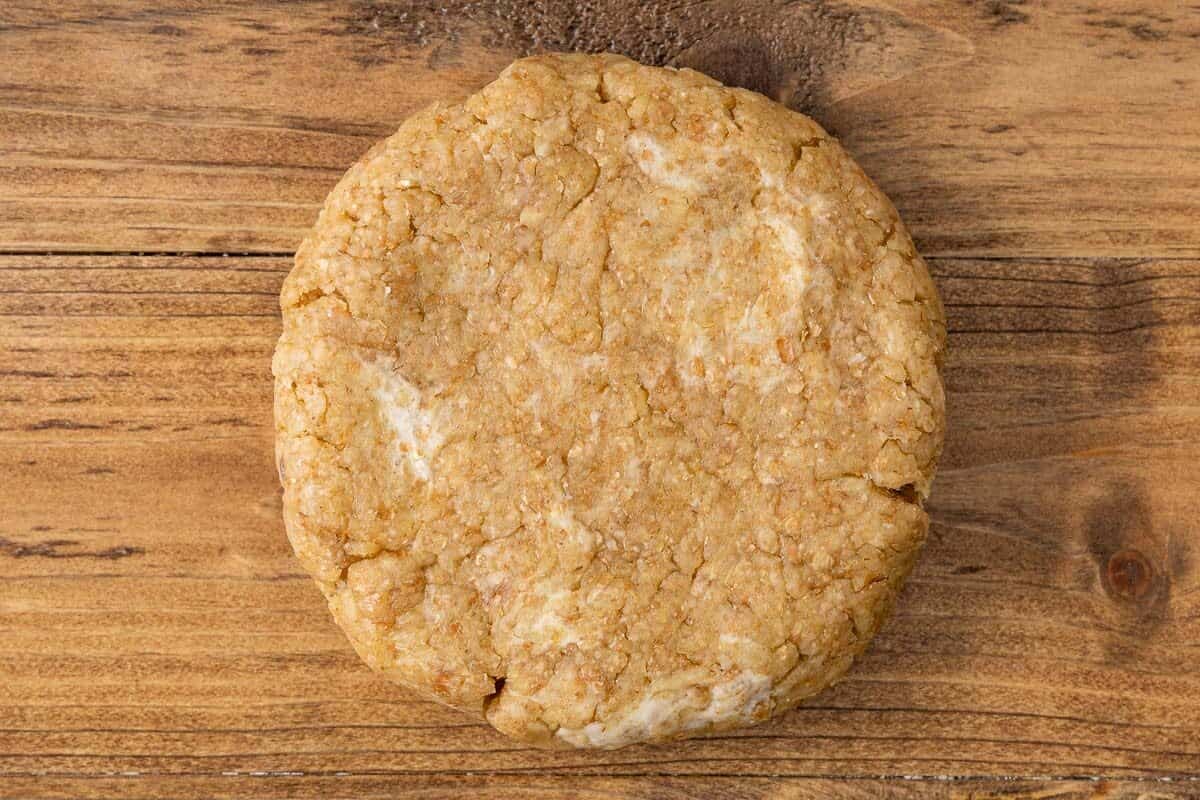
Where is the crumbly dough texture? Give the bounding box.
[273,53,945,749]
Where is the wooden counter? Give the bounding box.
[2,2,1198,797]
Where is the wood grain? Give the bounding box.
[1,775,1194,800]
[3,0,1199,796]
[2,254,1198,795]
[1,1,1198,257]
[6,776,1197,800]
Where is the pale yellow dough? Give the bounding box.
[273,53,946,749]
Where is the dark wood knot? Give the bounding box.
[1105,548,1154,601]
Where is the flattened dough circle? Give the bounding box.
[273,53,946,748]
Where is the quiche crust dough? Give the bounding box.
[273,53,946,749]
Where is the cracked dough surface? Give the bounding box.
[273,53,946,749]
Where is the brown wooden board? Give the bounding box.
[1,1,1198,257]
[2,1,1199,797]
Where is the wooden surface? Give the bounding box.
[2,1,1199,798]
